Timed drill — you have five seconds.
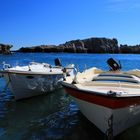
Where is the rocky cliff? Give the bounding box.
[120,44,140,54]
[0,44,12,54]
[17,37,119,53]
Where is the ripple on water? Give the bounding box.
[1,53,140,140]
[27,100,79,140]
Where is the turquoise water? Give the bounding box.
[1,53,140,140]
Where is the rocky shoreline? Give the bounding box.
[17,37,120,53]
[17,37,140,54]
[1,37,140,54]
[0,44,13,54]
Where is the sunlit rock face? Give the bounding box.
[17,37,119,53]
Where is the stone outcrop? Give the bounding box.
[1,38,140,54]
[82,38,119,53]
[120,44,140,54]
[17,37,119,53]
[0,44,12,54]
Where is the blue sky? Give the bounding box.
[0,0,140,50]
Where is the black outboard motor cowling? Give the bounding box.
[107,58,121,71]
[54,58,62,67]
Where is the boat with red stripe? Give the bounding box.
[61,58,140,138]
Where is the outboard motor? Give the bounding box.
[107,58,121,71]
[54,58,62,67]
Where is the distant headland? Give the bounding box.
[0,44,13,54]
[1,37,140,54]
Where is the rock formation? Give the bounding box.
[17,37,119,53]
[120,44,140,54]
[0,44,12,54]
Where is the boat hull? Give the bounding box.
[3,73,63,100]
[62,83,140,137]
[72,97,140,136]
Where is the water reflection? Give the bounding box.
[1,53,140,139]
[1,86,140,139]
[0,87,106,140]
[0,89,78,140]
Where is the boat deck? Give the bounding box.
[1,63,63,75]
[73,71,140,97]
[77,83,140,97]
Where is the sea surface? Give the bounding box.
[1,53,140,140]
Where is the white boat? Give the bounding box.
[61,58,140,138]
[0,58,76,100]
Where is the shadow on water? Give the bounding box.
[1,88,140,140]
[0,89,71,140]
[115,122,140,140]
[2,53,140,139]
[0,87,107,140]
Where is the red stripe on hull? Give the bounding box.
[64,86,140,109]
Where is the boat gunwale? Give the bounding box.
[0,70,64,75]
[62,82,140,109]
[62,81,140,98]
